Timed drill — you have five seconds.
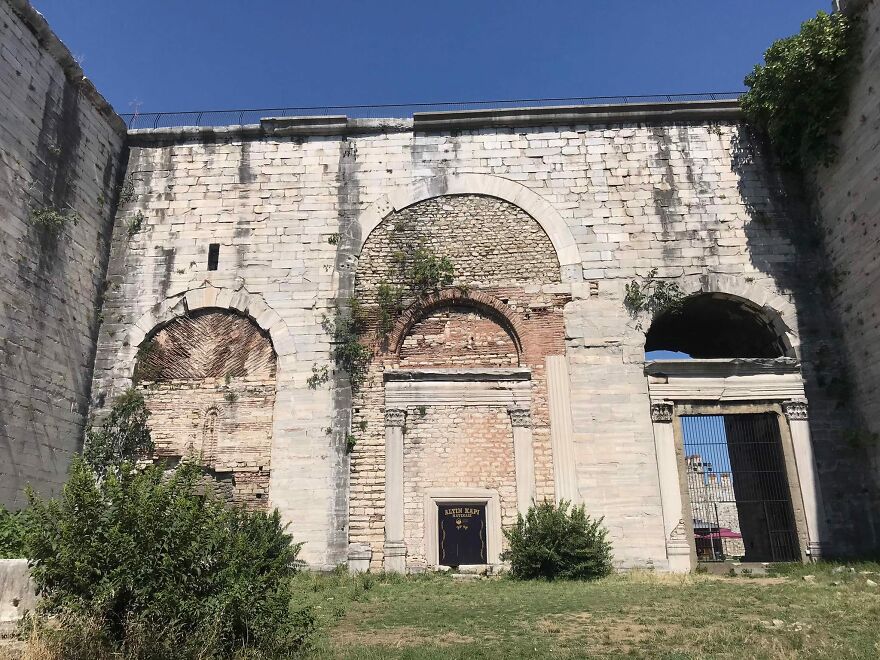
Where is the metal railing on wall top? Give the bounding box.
[120,92,744,130]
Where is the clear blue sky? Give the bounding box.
[31,0,828,115]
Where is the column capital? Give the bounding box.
[651,401,674,423]
[508,407,531,428]
[384,408,407,428]
[783,399,809,421]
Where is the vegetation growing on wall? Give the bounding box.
[741,10,862,170]
[624,268,685,329]
[30,205,79,238]
[83,388,154,477]
[313,220,456,393]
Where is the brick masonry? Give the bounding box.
[137,310,276,508]
[0,0,126,507]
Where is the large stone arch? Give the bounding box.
[353,174,582,280]
[676,275,801,359]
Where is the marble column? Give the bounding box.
[384,408,407,572]
[509,407,536,515]
[783,399,826,560]
[650,401,691,573]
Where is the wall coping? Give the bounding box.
[126,99,743,144]
[6,0,126,136]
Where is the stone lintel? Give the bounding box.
[384,367,531,383]
[644,357,801,378]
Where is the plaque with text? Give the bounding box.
[438,503,487,566]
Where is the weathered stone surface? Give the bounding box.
[0,0,126,508]
[814,0,880,499]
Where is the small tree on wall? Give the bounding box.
[741,10,862,170]
[83,388,154,477]
[623,268,685,330]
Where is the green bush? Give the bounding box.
[0,505,26,558]
[24,457,314,659]
[501,500,613,581]
[742,11,861,170]
[83,388,154,477]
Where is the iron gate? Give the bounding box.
[681,413,800,562]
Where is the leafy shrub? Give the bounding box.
[502,500,613,581]
[0,505,26,558]
[624,267,684,329]
[30,206,79,237]
[83,388,154,477]
[24,457,314,659]
[742,11,861,170]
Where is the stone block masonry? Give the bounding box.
[815,0,880,465]
[0,0,126,508]
[2,0,878,571]
[90,103,874,567]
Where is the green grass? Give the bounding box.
[295,566,880,659]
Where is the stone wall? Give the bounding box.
[90,102,871,566]
[815,0,880,459]
[0,0,126,507]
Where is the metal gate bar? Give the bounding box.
[681,414,799,563]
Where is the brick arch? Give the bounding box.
[354,173,582,279]
[387,288,525,359]
[118,285,295,383]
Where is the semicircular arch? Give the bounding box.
[353,174,582,278]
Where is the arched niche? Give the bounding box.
[387,289,524,362]
[135,308,277,509]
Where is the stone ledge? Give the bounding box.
[644,357,801,378]
[413,99,742,131]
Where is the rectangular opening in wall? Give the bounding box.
[682,413,799,563]
[207,243,219,271]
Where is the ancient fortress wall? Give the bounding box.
[89,104,871,567]
[816,0,880,445]
[0,0,126,507]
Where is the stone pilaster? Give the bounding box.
[783,399,826,559]
[384,408,407,572]
[650,401,691,572]
[546,355,580,504]
[509,407,536,515]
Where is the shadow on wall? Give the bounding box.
[730,126,880,556]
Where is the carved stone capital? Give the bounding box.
[783,399,809,421]
[384,408,407,428]
[651,402,674,423]
[508,408,531,428]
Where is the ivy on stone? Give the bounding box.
[742,10,862,170]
